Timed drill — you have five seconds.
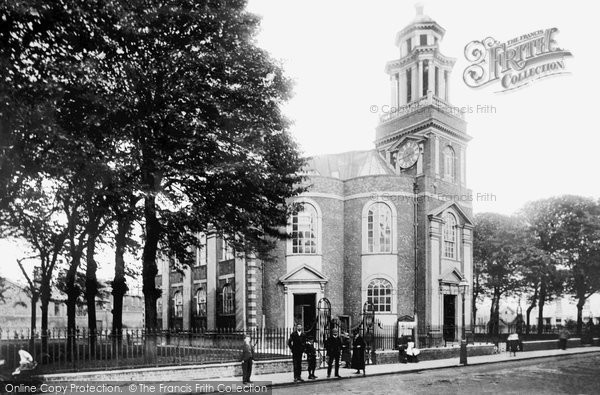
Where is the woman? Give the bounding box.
[351,331,366,376]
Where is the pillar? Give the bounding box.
[417,60,423,100]
[206,234,217,328]
[246,256,258,330]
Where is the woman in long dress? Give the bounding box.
[351,331,366,375]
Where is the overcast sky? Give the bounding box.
[1,0,598,281]
[247,0,600,215]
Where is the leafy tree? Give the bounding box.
[2,1,306,348]
[96,0,306,333]
[524,196,600,335]
[474,213,525,335]
[1,180,68,352]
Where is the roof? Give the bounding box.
[305,150,394,180]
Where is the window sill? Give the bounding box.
[361,251,398,256]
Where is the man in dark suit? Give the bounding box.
[241,335,254,384]
[325,328,343,378]
[288,324,306,382]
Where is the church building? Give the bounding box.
[157,6,473,343]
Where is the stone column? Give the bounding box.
[206,235,217,328]
[246,256,258,330]
[417,60,423,99]
[235,253,247,331]
[428,61,434,96]
[182,265,192,330]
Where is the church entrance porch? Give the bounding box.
[443,294,457,341]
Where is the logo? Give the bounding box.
[463,28,572,92]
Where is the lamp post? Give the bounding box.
[458,279,469,365]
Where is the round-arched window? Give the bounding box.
[367,279,393,312]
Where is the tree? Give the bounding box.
[98,0,306,333]
[1,0,119,344]
[1,180,68,353]
[2,1,306,345]
[525,196,600,335]
[474,213,525,335]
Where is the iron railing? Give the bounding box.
[0,327,295,374]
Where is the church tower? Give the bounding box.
[375,5,474,341]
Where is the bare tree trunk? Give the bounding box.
[526,285,538,335]
[112,215,131,352]
[66,252,82,358]
[29,293,38,352]
[142,193,161,362]
[576,299,585,336]
[537,282,546,335]
[86,233,99,357]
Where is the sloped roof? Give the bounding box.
[305,150,394,180]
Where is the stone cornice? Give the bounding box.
[385,49,456,74]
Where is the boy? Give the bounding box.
[305,338,317,379]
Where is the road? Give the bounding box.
[274,352,600,394]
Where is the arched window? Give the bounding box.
[291,203,318,254]
[222,284,234,315]
[443,212,457,259]
[367,279,392,312]
[195,288,207,317]
[173,291,183,318]
[443,146,455,181]
[367,203,392,253]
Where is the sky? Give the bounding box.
[246,0,600,215]
[1,0,599,282]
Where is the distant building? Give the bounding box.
[476,295,600,332]
[0,278,144,334]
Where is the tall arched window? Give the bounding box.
[443,212,457,259]
[173,291,183,318]
[292,203,318,254]
[195,288,207,317]
[367,279,392,312]
[443,146,455,181]
[222,284,234,315]
[367,203,392,253]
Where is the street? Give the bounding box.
[275,352,600,394]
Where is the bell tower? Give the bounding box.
[374,5,474,339]
[375,4,469,187]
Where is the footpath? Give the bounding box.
[209,346,600,389]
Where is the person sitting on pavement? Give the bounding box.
[12,347,37,376]
[405,341,420,363]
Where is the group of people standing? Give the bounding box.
[287,324,367,383]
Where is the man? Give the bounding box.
[325,328,343,378]
[241,335,254,384]
[288,324,306,382]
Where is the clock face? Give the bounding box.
[397,141,420,169]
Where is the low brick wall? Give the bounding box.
[521,338,584,352]
[374,344,496,365]
[41,358,320,383]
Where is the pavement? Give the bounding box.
[206,346,600,389]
